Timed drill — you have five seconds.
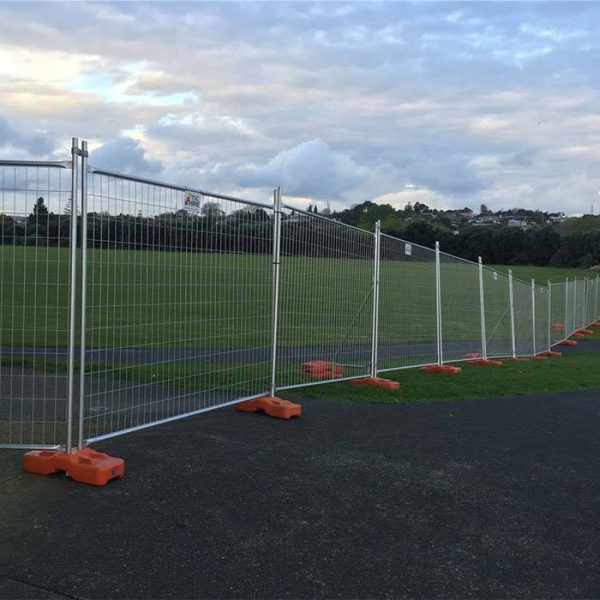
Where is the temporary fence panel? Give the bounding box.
[0,161,74,448]
[377,235,437,372]
[587,277,599,325]
[534,284,549,355]
[275,207,374,389]
[550,282,567,346]
[438,252,481,363]
[82,168,274,444]
[573,279,585,333]
[481,267,513,359]
[512,277,535,357]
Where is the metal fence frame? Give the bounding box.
[2,138,600,450]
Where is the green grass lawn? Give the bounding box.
[285,327,600,404]
[495,264,598,284]
[1,247,597,352]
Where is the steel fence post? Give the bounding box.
[435,241,443,365]
[477,257,487,360]
[565,277,569,337]
[269,187,282,397]
[77,141,88,449]
[583,278,588,328]
[547,280,552,352]
[508,270,516,358]
[594,275,600,321]
[370,221,381,378]
[573,278,577,334]
[66,138,79,453]
[531,278,536,356]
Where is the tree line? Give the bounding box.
[1,197,599,267]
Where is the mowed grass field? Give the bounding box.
[0,246,595,352]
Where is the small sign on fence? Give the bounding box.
[183,191,202,214]
[404,243,412,257]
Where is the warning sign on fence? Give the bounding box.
[183,191,202,214]
[405,243,412,257]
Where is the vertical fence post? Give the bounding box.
[508,270,516,358]
[565,277,569,337]
[583,278,588,328]
[77,140,88,449]
[531,278,536,356]
[547,280,552,352]
[594,275,600,322]
[477,257,487,360]
[269,187,282,398]
[573,278,577,334]
[66,138,80,453]
[370,221,381,378]
[435,241,443,365]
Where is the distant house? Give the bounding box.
[507,218,528,228]
[547,212,565,224]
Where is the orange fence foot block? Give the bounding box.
[350,377,400,390]
[530,355,548,360]
[22,448,125,486]
[237,396,301,420]
[503,357,530,362]
[561,339,578,347]
[540,350,562,358]
[551,323,565,332]
[469,359,503,366]
[464,352,481,359]
[592,322,600,328]
[301,361,343,379]
[577,329,594,336]
[420,365,462,374]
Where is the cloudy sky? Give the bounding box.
[1,1,600,214]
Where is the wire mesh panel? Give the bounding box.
[512,277,534,357]
[534,285,549,354]
[439,252,481,363]
[573,279,586,332]
[0,163,73,448]
[587,277,599,325]
[377,235,437,371]
[550,282,567,346]
[82,169,273,443]
[275,208,374,389]
[481,268,513,359]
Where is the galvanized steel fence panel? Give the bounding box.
[377,235,437,371]
[0,162,74,448]
[82,169,274,443]
[439,252,481,363]
[275,208,374,389]
[481,268,513,359]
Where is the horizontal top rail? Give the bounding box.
[89,166,273,211]
[0,160,71,169]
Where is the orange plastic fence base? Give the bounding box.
[420,365,462,374]
[561,339,578,347]
[236,396,301,420]
[22,448,125,486]
[551,323,565,332]
[577,329,593,336]
[464,352,481,359]
[539,350,562,358]
[469,359,503,366]
[529,355,548,360]
[592,322,600,327]
[573,332,587,338]
[350,377,400,390]
[503,357,530,362]
[301,360,343,379]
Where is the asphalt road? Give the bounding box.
[2,387,600,599]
